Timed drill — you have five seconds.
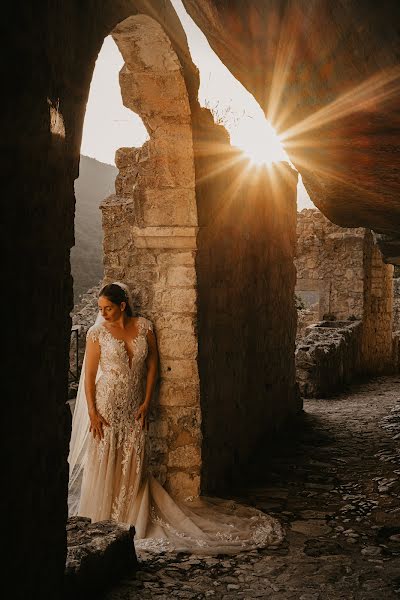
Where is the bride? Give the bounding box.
[68,281,284,554]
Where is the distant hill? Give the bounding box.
[71,155,118,303]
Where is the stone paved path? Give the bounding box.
[105,375,400,599]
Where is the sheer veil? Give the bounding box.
[68,281,135,515]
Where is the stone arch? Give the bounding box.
[101,14,201,499]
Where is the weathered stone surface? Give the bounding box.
[167,444,201,469]
[296,320,362,398]
[100,14,202,499]
[164,471,201,500]
[360,230,394,373]
[295,209,396,380]
[296,210,366,321]
[160,358,199,380]
[65,516,137,599]
[157,330,198,360]
[140,189,197,227]
[158,380,200,407]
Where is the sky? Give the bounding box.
[80,0,314,209]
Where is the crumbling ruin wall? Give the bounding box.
[296,209,365,320]
[295,210,394,375]
[296,320,362,398]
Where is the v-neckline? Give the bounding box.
[101,317,141,369]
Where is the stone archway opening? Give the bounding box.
[69,34,149,401]
[72,34,148,304]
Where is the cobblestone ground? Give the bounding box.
[105,376,400,599]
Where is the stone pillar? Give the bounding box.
[103,15,201,499]
[361,231,394,373]
[196,160,300,493]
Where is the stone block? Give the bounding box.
[103,228,131,253]
[160,359,199,380]
[149,417,169,439]
[167,444,201,469]
[155,314,195,333]
[167,265,196,287]
[166,406,201,430]
[171,430,197,449]
[139,188,197,227]
[158,330,198,359]
[120,71,190,119]
[65,517,137,598]
[165,471,200,500]
[132,226,197,250]
[154,288,197,313]
[157,251,196,268]
[158,380,200,407]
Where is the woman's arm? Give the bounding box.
[136,328,159,429]
[85,336,108,439]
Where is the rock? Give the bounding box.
[303,539,345,557]
[361,546,383,557]
[65,517,137,599]
[291,520,332,536]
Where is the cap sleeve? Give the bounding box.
[86,324,101,343]
[140,317,153,335]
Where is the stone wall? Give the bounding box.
[69,284,101,399]
[296,209,365,320]
[296,305,319,341]
[296,321,362,398]
[295,209,394,374]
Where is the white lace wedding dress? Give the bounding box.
[72,316,284,554]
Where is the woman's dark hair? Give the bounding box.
[99,283,133,317]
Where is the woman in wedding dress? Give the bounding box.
[68,281,284,554]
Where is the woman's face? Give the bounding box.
[98,295,125,322]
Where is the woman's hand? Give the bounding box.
[89,410,109,440]
[135,403,149,431]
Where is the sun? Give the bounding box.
[231,115,287,166]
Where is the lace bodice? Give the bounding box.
[87,316,153,378]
